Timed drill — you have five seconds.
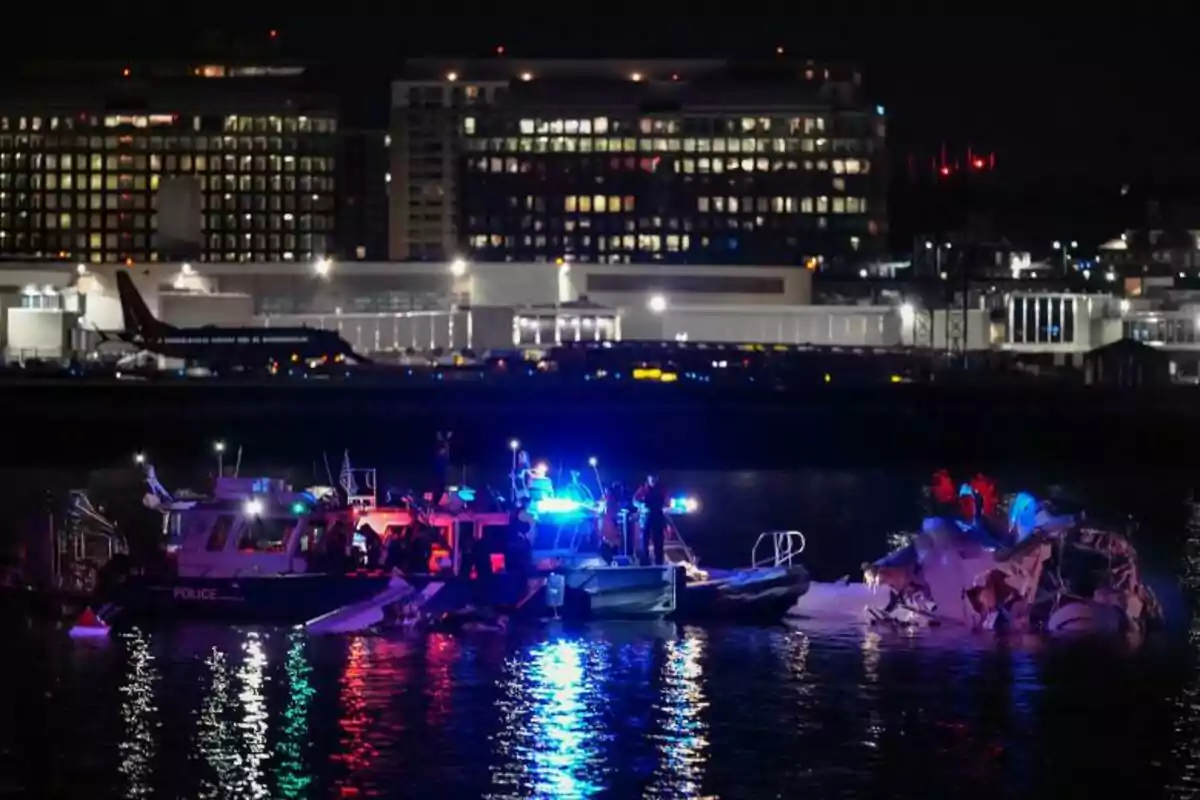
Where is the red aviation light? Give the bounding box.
[939,165,951,177]
[972,157,985,170]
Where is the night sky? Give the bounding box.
[14,4,1200,249]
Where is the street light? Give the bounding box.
[313,256,333,278]
[134,452,145,465]
[449,257,468,277]
[214,440,226,476]
[648,294,667,313]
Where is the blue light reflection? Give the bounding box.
[646,628,710,798]
[490,638,609,798]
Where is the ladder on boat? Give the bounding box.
[751,530,807,568]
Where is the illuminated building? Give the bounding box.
[0,62,386,265]
[390,59,887,265]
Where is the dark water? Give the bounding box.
[2,620,1198,800]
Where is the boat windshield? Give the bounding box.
[237,516,298,553]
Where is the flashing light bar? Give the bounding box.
[534,497,584,514]
[669,496,700,514]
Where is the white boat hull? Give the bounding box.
[787,579,890,621]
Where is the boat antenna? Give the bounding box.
[234,445,243,478]
[322,452,334,486]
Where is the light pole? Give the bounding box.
[214,440,226,477]
[509,439,520,504]
[134,452,145,466]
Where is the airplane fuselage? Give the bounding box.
[120,327,351,366]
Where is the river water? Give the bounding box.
[2,469,1199,799]
[1,615,1198,799]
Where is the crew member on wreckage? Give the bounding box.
[861,470,1161,634]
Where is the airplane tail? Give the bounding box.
[115,270,168,335]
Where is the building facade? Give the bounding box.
[390,59,887,266]
[0,62,387,267]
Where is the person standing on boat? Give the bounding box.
[634,474,668,566]
[511,450,532,507]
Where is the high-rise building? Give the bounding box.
[0,62,387,265]
[389,58,886,266]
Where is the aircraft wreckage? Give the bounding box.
[791,471,1163,636]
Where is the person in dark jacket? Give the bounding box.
[633,475,667,566]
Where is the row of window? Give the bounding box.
[1,115,337,135]
[468,229,857,256]
[0,153,334,173]
[467,156,871,176]
[1,211,332,232]
[463,136,869,156]
[480,116,832,137]
[0,230,329,261]
[1,191,331,216]
[0,135,333,155]
[0,174,333,196]
[698,196,870,214]
[466,215,869,236]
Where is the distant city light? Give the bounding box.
[1071,240,1079,249]
[972,157,985,169]
[313,256,333,277]
[519,72,533,81]
[269,29,278,39]
[648,294,667,313]
[134,452,145,465]
[449,257,468,277]
[939,166,950,176]
[775,45,785,55]
[630,72,643,82]
[876,104,885,116]
[1052,240,1062,250]
[1106,271,1118,283]
[214,441,226,453]
[924,241,933,250]
[858,268,868,278]
[509,438,520,451]
[496,45,506,55]
[446,72,458,82]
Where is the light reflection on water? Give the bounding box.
[646,627,710,799]
[116,628,158,799]
[489,637,610,799]
[9,608,1200,799]
[275,631,314,799]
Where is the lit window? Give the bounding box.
[832,159,845,174]
[845,159,862,174]
[623,196,635,212]
[832,197,846,214]
[698,197,709,212]
[463,117,476,135]
[832,177,846,192]
[519,119,535,134]
[816,196,828,213]
[594,195,607,213]
[565,196,577,212]
[594,117,608,134]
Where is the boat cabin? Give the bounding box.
[166,477,350,579]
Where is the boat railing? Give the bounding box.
[347,468,377,511]
[751,530,807,568]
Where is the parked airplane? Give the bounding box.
[96,270,369,368]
